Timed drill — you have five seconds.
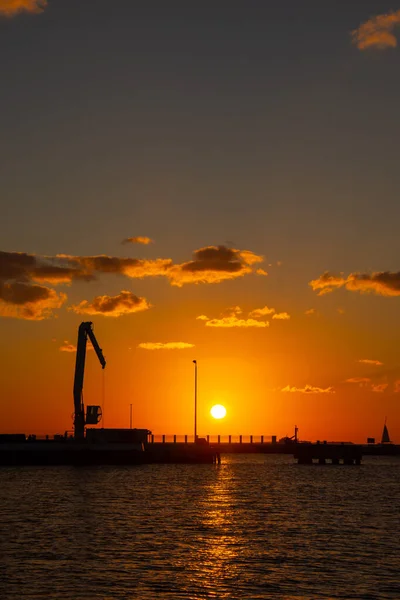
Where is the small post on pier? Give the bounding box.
[193,360,197,442]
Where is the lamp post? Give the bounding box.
[129,404,132,429]
[193,360,197,442]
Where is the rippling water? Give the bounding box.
[0,454,399,599]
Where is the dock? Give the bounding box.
[294,442,363,465]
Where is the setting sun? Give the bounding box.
[210,404,227,419]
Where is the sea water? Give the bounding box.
[0,454,399,599]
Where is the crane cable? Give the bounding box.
[102,369,106,428]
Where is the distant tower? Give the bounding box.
[381,418,391,444]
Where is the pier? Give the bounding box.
[146,434,293,454]
[293,442,363,465]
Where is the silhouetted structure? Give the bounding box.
[294,442,362,465]
[381,418,391,444]
[73,322,105,440]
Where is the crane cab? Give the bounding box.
[85,405,102,425]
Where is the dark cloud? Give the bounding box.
[0,251,36,280]
[170,245,264,286]
[0,1,47,18]
[0,281,66,320]
[0,251,92,284]
[310,271,400,297]
[60,254,173,279]
[70,290,151,318]
[0,281,50,305]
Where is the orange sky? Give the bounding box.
[0,264,399,443]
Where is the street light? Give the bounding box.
[129,403,132,429]
[193,360,197,442]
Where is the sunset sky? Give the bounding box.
[1,0,400,442]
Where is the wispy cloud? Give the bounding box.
[0,0,47,17]
[249,305,291,320]
[70,291,150,318]
[200,315,269,328]
[138,342,194,350]
[281,385,335,394]
[272,312,290,320]
[346,377,371,384]
[346,376,391,393]
[249,306,275,318]
[59,341,76,353]
[358,359,383,366]
[305,308,316,316]
[372,383,388,393]
[199,303,291,328]
[310,271,400,297]
[59,340,93,353]
[122,236,154,245]
[352,10,400,50]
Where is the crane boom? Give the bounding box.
[73,321,106,440]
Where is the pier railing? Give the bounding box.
[148,435,274,444]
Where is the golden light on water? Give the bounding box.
[210,404,227,419]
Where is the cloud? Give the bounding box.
[59,341,76,353]
[202,316,269,328]
[197,305,269,328]
[249,306,275,318]
[347,376,390,393]
[305,308,316,315]
[281,385,335,394]
[0,281,66,320]
[59,254,172,280]
[337,308,345,315]
[0,244,265,319]
[58,245,264,286]
[272,312,290,320]
[168,245,264,286]
[310,271,400,297]
[1,245,264,289]
[0,0,47,17]
[70,291,150,318]
[256,268,268,276]
[138,342,194,350]
[59,340,93,353]
[358,359,383,366]
[372,383,388,393]
[199,303,290,328]
[122,236,154,245]
[0,251,94,284]
[352,10,400,50]
[249,306,291,320]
